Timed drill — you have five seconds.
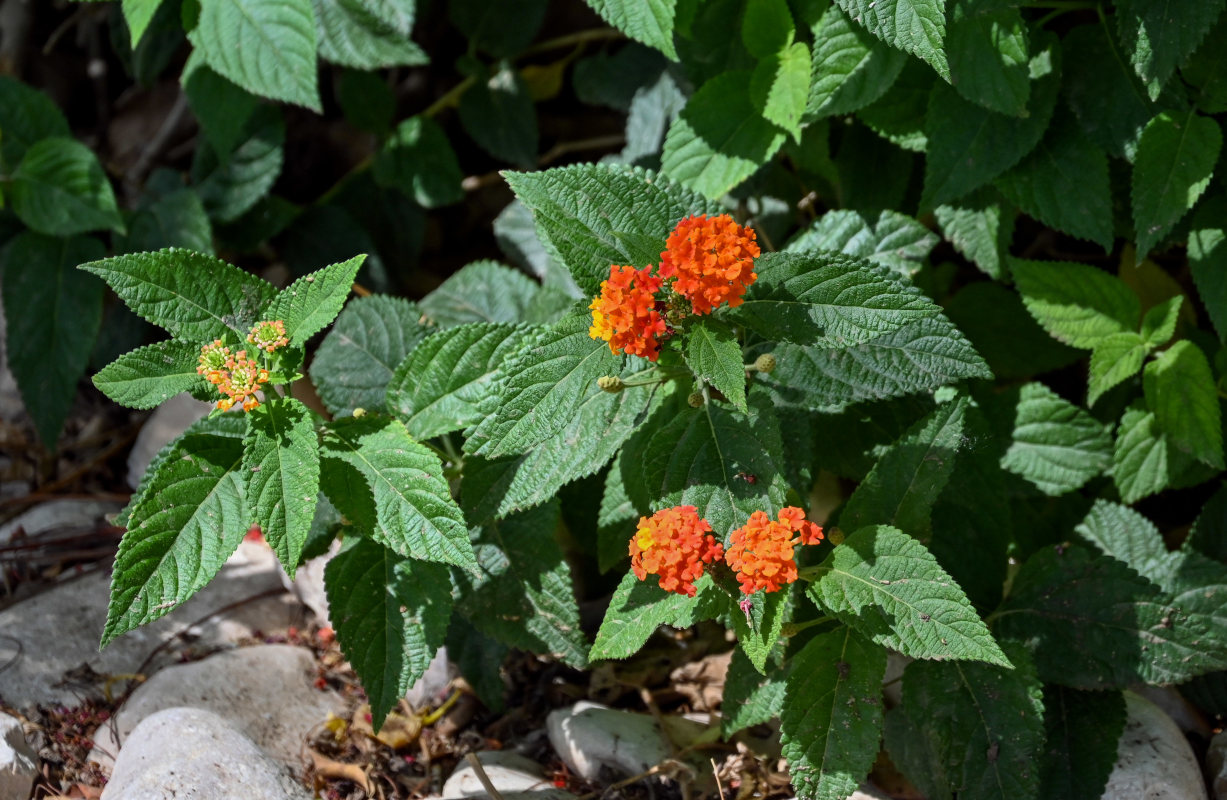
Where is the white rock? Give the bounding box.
[100,707,311,800]
[546,701,671,781]
[0,498,122,544]
[1134,685,1211,738]
[443,751,575,800]
[1206,729,1227,800]
[280,538,339,626]
[0,712,37,800]
[0,540,298,709]
[1101,690,1208,800]
[92,644,343,774]
[126,393,212,489]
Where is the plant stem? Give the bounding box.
[520,27,623,57]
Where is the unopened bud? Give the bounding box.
[827,526,845,546]
[353,407,366,417]
[687,392,704,408]
[597,375,624,393]
[754,353,777,374]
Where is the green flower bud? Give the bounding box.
[597,375,624,393]
[754,353,777,374]
[687,392,704,408]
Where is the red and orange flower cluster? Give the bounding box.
[196,320,286,412]
[590,214,760,361]
[629,505,823,597]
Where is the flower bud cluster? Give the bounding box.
[196,320,287,413]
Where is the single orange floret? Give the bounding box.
[659,214,759,315]
[630,505,724,597]
[725,506,823,594]
[588,265,669,361]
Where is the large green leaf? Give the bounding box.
[898,646,1045,800]
[122,0,164,45]
[1132,110,1222,260]
[1087,332,1148,406]
[388,323,529,440]
[661,70,788,200]
[583,0,677,60]
[448,0,546,57]
[119,183,214,255]
[1116,0,1225,100]
[325,538,451,728]
[182,62,260,161]
[2,233,105,448]
[313,0,428,70]
[1187,195,1227,341]
[1061,24,1160,161]
[1038,687,1126,800]
[834,0,948,80]
[417,261,545,328]
[309,295,432,415]
[780,628,886,800]
[999,382,1113,496]
[1187,483,1227,564]
[191,105,286,224]
[840,396,967,539]
[806,5,906,120]
[1143,340,1224,469]
[0,76,71,168]
[372,117,462,209]
[189,0,321,111]
[722,646,786,736]
[243,398,320,573]
[750,41,812,139]
[728,251,942,348]
[1112,406,1209,504]
[92,339,208,410]
[458,64,537,168]
[319,416,474,569]
[934,188,1015,280]
[591,571,727,660]
[79,248,277,343]
[267,255,364,347]
[9,138,122,236]
[944,282,1079,380]
[786,209,937,278]
[856,59,933,152]
[457,502,589,668]
[810,525,1009,666]
[1010,258,1139,349]
[945,0,1029,116]
[683,319,747,412]
[102,432,249,646]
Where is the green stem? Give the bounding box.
[1024,0,1096,7]
[520,27,623,57]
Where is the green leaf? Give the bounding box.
[457,502,589,668]
[750,41,811,139]
[325,537,451,729]
[1088,332,1147,406]
[806,5,906,120]
[835,0,948,80]
[464,314,624,458]
[730,589,789,672]
[1189,194,1227,341]
[1132,110,1223,260]
[458,64,538,169]
[372,116,462,208]
[267,255,364,347]
[363,0,416,35]
[1038,687,1126,800]
[1183,13,1227,113]
[314,0,428,70]
[191,105,286,224]
[418,261,544,328]
[642,390,788,534]
[448,0,546,57]
[1000,382,1113,495]
[122,0,165,46]
[722,646,785,736]
[757,316,990,413]
[619,71,686,164]
[102,431,248,646]
[242,398,320,573]
[945,281,1079,380]
[856,58,933,152]
[0,76,71,168]
[899,645,1045,800]
[662,70,788,200]
[728,251,942,348]
[2,233,105,448]
[1187,483,1227,563]
[583,0,677,60]
[309,295,432,415]
[811,525,1009,666]
[1061,24,1160,161]
[684,319,746,412]
[1074,500,1170,581]
[840,395,968,538]
[787,209,938,278]
[1140,295,1182,346]
[945,0,1029,116]
[319,416,474,568]
[742,0,795,57]
[1144,339,1224,469]
[182,62,260,161]
[995,116,1114,251]
[120,184,214,255]
[780,628,885,800]
[1116,0,1225,100]
[1011,258,1140,349]
[503,163,718,296]
[79,248,277,343]
[189,0,321,111]
[922,40,1061,207]
[883,707,950,800]
[1112,406,1190,503]
[388,323,529,440]
[10,138,122,236]
[934,188,1015,280]
[591,571,726,660]
[92,339,207,409]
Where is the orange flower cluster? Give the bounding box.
[659,214,759,315]
[247,319,289,353]
[588,265,667,360]
[588,214,759,360]
[629,505,823,597]
[726,507,824,594]
[196,339,272,413]
[629,506,725,597]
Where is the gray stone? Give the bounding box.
[1101,690,1208,800]
[546,701,671,781]
[126,393,211,489]
[1206,729,1227,800]
[0,541,300,709]
[100,707,311,800]
[0,498,122,544]
[1134,685,1212,738]
[443,751,575,800]
[280,539,338,627]
[92,644,344,774]
[0,712,37,800]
